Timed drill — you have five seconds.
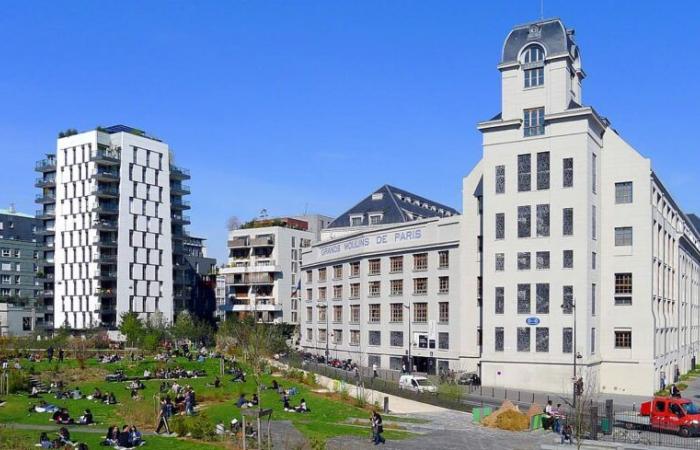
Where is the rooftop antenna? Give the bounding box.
[9,203,15,214]
[304,202,308,215]
[540,0,544,20]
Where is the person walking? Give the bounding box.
[47,346,54,363]
[372,363,378,378]
[58,349,64,363]
[156,397,172,434]
[371,411,385,445]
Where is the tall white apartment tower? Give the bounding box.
[36,125,184,329]
[467,19,700,396]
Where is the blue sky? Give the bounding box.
[1,1,698,262]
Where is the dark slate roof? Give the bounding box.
[327,185,459,229]
[688,214,700,234]
[0,211,40,242]
[501,18,577,65]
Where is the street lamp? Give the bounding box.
[403,303,412,374]
[324,303,329,363]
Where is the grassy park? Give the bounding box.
[0,316,413,449]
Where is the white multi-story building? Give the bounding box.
[300,185,480,374]
[35,125,194,329]
[220,214,332,324]
[466,18,700,396]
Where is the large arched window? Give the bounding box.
[522,44,545,88]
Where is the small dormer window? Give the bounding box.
[372,192,384,201]
[369,214,383,225]
[522,44,544,88]
[350,215,363,227]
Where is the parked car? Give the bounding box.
[457,372,481,386]
[399,375,437,393]
[615,396,700,437]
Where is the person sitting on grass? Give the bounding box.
[561,423,573,445]
[294,399,309,413]
[118,425,134,448]
[236,393,248,408]
[130,388,142,401]
[131,424,144,446]
[250,393,259,406]
[29,385,41,398]
[32,400,58,414]
[53,407,74,424]
[71,386,84,400]
[283,395,292,411]
[38,432,52,449]
[229,418,241,434]
[78,408,94,425]
[207,376,221,388]
[215,421,226,435]
[105,392,117,405]
[58,427,72,445]
[89,387,104,401]
[103,425,119,446]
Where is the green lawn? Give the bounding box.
[0,356,413,448]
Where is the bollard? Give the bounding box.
[384,396,389,413]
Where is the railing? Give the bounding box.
[170,183,191,194]
[35,177,55,187]
[95,288,115,297]
[93,219,118,229]
[171,199,191,208]
[170,165,190,178]
[92,235,118,246]
[93,203,119,213]
[36,209,55,218]
[35,158,56,171]
[90,147,120,162]
[93,169,120,179]
[172,214,191,223]
[35,193,56,203]
[93,185,119,196]
[252,237,275,246]
[94,253,117,263]
[228,238,250,248]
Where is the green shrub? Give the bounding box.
[7,370,29,393]
[169,415,188,437]
[678,382,688,391]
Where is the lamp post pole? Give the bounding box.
[325,303,329,363]
[404,303,412,374]
[573,300,577,409]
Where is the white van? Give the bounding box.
[399,375,437,393]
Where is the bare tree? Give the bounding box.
[226,216,241,231]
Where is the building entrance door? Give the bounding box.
[413,356,436,375]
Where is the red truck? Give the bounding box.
[615,397,700,437]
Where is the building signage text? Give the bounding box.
[320,228,424,256]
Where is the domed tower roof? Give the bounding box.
[500,18,578,66]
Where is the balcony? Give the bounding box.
[94,253,117,263]
[92,203,119,215]
[252,236,275,247]
[93,219,118,231]
[170,165,190,180]
[35,158,56,172]
[93,235,118,247]
[36,209,55,220]
[41,290,54,298]
[230,274,275,285]
[171,214,190,225]
[171,199,191,210]
[35,177,56,188]
[92,185,119,198]
[42,241,55,250]
[95,271,117,281]
[35,193,56,204]
[173,242,184,254]
[90,147,120,164]
[35,226,55,236]
[93,169,120,182]
[170,183,190,195]
[228,237,250,248]
[95,288,116,298]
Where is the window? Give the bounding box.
[333,265,343,279]
[615,273,633,305]
[495,287,505,314]
[563,328,573,353]
[390,331,403,347]
[616,182,633,204]
[615,227,633,246]
[562,286,573,314]
[523,45,544,87]
[563,250,574,269]
[318,287,327,301]
[318,268,326,282]
[306,307,313,322]
[517,283,531,314]
[591,327,596,354]
[318,307,326,322]
[563,158,574,187]
[536,251,550,269]
[438,276,449,294]
[523,44,544,63]
[306,328,313,341]
[592,205,597,240]
[518,206,531,238]
[413,302,428,322]
[390,256,403,273]
[495,253,505,271]
[517,154,531,191]
[350,215,363,226]
[333,329,343,345]
[333,305,342,322]
[369,331,381,346]
[413,278,427,295]
[319,329,327,343]
[592,252,597,270]
[591,283,596,316]
[536,327,549,352]
[517,327,531,352]
[350,283,360,299]
[413,253,428,271]
[390,303,403,322]
[368,281,380,297]
[333,285,342,300]
[350,330,360,345]
[517,252,531,270]
[592,153,597,193]
[306,270,312,283]
[390,279,403,296]
[368,259,381,275]
[495,213,505,239]
[495,327,505,352]
[350,305,360,323]
[439,302,449,322]
[536,283,549,314]
[350,262,360,277]
[438,332,449,350]
[537,152,550,190]
[439,250,449,269]
[495,165,506,194]
[563,208,574,236]
[369,304,381,323]
[525,66,544,88]
[524,107,545,137]
[369,214,382,225]
[615,330,632,349]
[536,204,550,237]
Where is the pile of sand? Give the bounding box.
[482,400,530,431]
